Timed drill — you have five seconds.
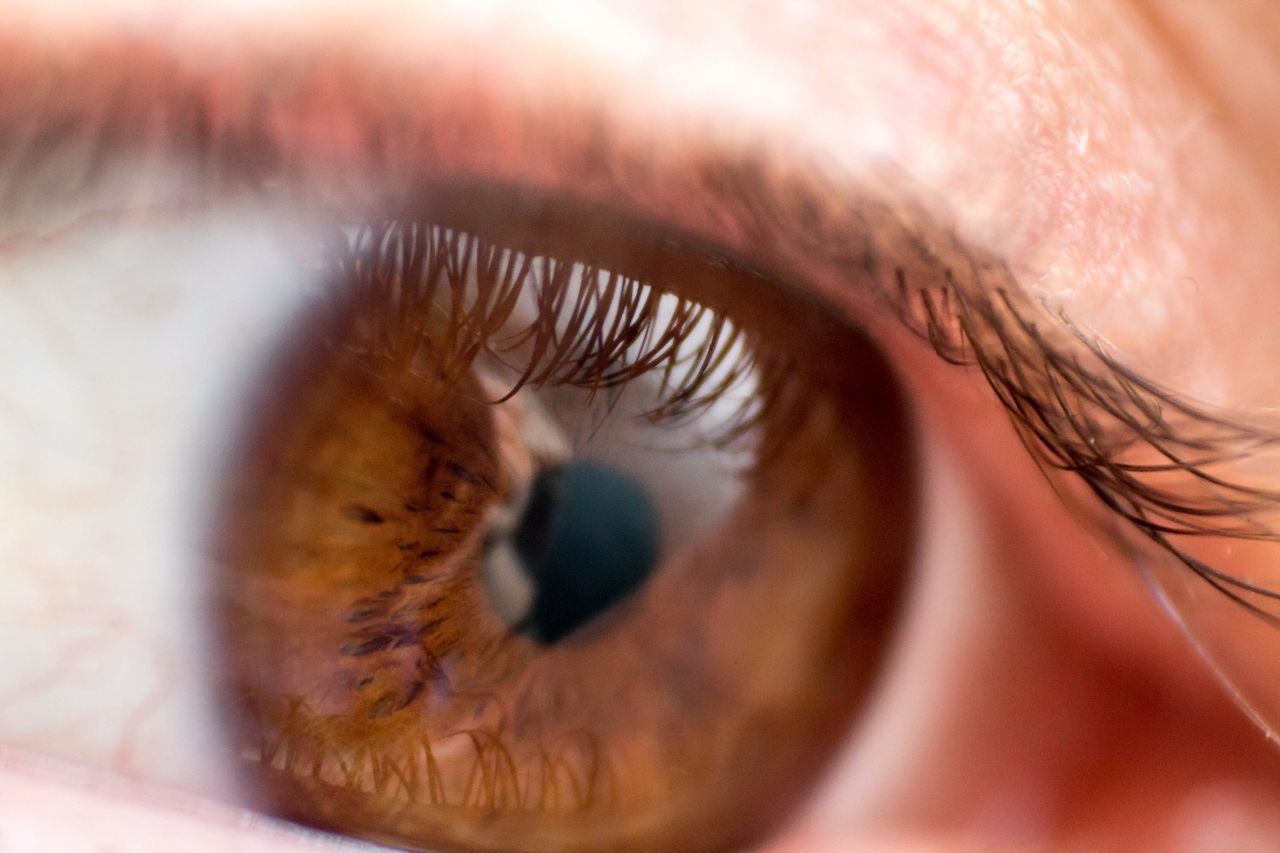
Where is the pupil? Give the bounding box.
[510,460,660,644]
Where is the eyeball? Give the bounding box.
[209,188,917,851]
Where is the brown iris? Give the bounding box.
[211,189,913,851]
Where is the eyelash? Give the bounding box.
[362,180,1280,633]
[330,210,829,481]
[334,219,799,454]
[640,158,1280,624]
[889,239,1280,624]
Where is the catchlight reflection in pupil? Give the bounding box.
[212,188,914,852]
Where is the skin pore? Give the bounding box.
[5,0,1280,849]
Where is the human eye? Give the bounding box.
[7,1,1280,850]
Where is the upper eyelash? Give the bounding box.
[886,227,1280,626]
[686,158,1280,627]
[334,219,806,458]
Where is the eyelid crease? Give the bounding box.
[6,34,1280,629]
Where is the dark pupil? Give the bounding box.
[512,460,660,643]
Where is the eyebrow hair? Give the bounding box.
[3,35,1279,626]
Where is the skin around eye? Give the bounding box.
[10,2,1280,850]
[209,191,915,851]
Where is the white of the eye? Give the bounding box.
[0,172,330,804]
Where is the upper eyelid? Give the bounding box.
[4,33,1279,623]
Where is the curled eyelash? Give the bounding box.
[331,220,810,462]
[886,234,1280,626]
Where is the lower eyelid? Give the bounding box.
[0,749,368,852]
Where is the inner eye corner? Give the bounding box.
[205,182,918,851]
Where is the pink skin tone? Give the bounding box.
[5,0,1280,849]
